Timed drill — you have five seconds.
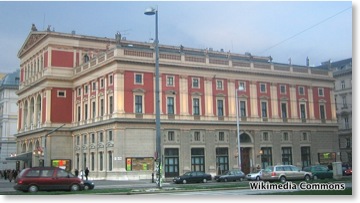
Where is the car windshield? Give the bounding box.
[183,172,192,176]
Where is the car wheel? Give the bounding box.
[28,185,38,193]
[280,176,286,183]
[84,184,90,190]
[224,178,228,182]
[304,175,311,182]
[239,177,243,182]
[182,179,187,184]
[203,178,207,183]
[313,175,318,180]
[70,184,80,191]
[256,176,260,181]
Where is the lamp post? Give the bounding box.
[235,85,244,170]
[144,6,162,189]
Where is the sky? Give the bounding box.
[0,0,353,74]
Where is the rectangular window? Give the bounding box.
[83,134,87,144]
[99,132,104,142]
[239,81,246,91]
[282,147,292,165]
[216,80,223,90]
[108,151,113,171]
[108,130,113,141]
[283,132,289,141]
[262,132,269,141]
[135,95,142,113]
[84,85,88,94]
[99,152,103,171]
[192,78,199,88]
[302,132,308,141]
[100,98,104,116]
[342,96,347,108]
[164,149,179,177]
[341,80,345,89]
[299,86,305,95]
[346,138,351,148]
[261,101,267,117]
[109,96,113,114]
[100,78,104,89]
[318,88,324,97]
[281,103,287,118]
[240,101,246,117]
[57,90,66,98]
[217,99,224,117]
[191,148,205,172]
[91,133,95,143]
[344,116,349,129]
[76,136,80,145]
[168,131,175,141]
[194,131,201,141]
[92,81,96,91]
[193,98,200,115]
[260,83,266,93]
[320,104,325,120]
[77,106,81,122]
[109,74,113,85]
[280,85,286,94]
[218,132,225,141]
[92,101,96,118]
[84,104,88,120]
[77,88,81,96]
[166,76,174,86]
[135,74,143,84]
[216,148,229,175]
[167,97,174,114]
[301,147,311,168]
[300,104,306,119]
[261,147,272,169]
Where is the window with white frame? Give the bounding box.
[193,98,200,115]
[282,132,289,141]
[261,101,268,118]
[100,98,104,116]
[240,100,246,117]
[84,84,88,94]
[217,99,224,117]
[192,78,199,88]
[100,78,104,89]
[57,90,66,98]
[262,132,269,141]
[84,103,88,120]
[302,132,309,141]
[109,96,113,114]
[239,81,246,91]
[92,81,96,91]
[108,130,113,141]
[166,75,174,86]
[83,134,87,144]
[281,102,287,118]
[342,96,347,108]
[99,132,104,142]
[341,80,345,89]
[91,133,95,143]
[216,80,223,90]
[92,101,96,118]
[135,95,143,113]
[167,97,174,114]
[135,73,143,84]
[108,74,113,85]
[77,88,81,97]
[280,85,286,94]
[319,104,326,120]
[218,132,225,141]
[318,88,324,97]
[298,86,305,95]
[260,83,266,93]
[300,103,306,119]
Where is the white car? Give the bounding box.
[246,169,263,181]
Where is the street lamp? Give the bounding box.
[235,85,244,170]
[144,6,162,189]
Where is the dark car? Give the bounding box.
[303,165,333,180]
[83,180,95,190]
[214,169,245,182]
[173,171,212,184]
[14,167,84,192]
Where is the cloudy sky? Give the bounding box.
[0,1,353,73]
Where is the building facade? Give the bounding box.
[0,69,20,170]
[13,27,339,180]
[318,59,352,167]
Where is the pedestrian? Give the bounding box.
[85,167,89,180]
[8,170,13,182]
[75,169,79,177]
[80,170,84,180]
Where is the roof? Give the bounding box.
[0,69,20,87]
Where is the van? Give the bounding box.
[14,167,84,192]
[261,165,312,183]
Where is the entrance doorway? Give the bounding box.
[241,147,251,174]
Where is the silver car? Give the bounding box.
[246,169,264,181]
[261,165,312,183]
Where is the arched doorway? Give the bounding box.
[240,133,252,174]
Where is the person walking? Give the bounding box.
[85,167,89,180]
[80,170,84,180]
[75,169,79,177]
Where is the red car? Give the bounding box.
[344,168,352,176]
[14,167,84,192]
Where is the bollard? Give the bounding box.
[151,173,154,183]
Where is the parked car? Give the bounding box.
[344,168,352,176]
[246,169,264,181]
[261,165,312,183]
[214,169,245,182]
[303,165,333,180]
[14,167,84,192]
[173,171,212,184]
[83,180,95,190]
